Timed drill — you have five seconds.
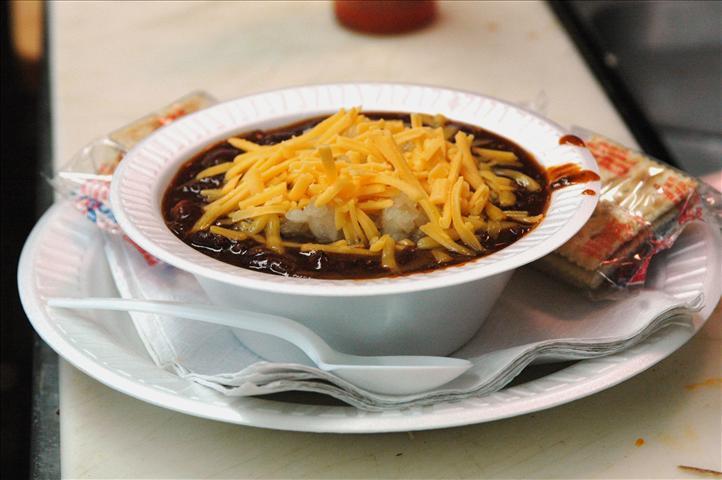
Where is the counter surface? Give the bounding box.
[49,2,721,477]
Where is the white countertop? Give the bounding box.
[50,1,721,478]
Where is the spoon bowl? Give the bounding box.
[47,297,472,396]
[319,355,472,395]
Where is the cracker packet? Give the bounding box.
[534,127,718,296]
[50,91,216,238]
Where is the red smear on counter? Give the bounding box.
[684,378,722,391]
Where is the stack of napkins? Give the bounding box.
[103,233,701,411]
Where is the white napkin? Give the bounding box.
[103,233,701,411]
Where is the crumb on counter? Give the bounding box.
[677,465,722,477]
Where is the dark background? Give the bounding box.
[1,1,45,478]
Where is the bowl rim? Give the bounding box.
[110,82,600,297]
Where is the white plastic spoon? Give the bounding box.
[47,297,472,395]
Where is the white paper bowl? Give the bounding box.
[110,83,599,359]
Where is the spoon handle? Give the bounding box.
[47,297,334,365]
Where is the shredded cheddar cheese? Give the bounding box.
[193,108,544,270]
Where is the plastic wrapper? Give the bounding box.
[51,91,216,237]
[534,127,719,297]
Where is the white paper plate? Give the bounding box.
[18,202,721,433]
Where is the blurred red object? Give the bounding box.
[334,0,437,34]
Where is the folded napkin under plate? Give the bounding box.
[103,229,705,411]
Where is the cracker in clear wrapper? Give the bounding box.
[535,130,702,295]
[555,201,647,271]
[56,91,215,181]
[109,91,216,151]
[50,91,216,234]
